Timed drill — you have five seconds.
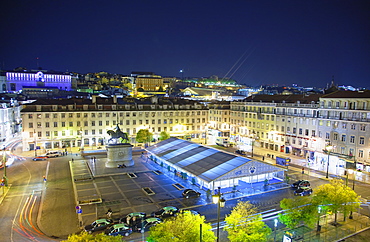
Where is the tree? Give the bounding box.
[224,201,271,242]
[63,231,124,242]
[312,178,360,224]
[147,212,215,242]
[136,129,153,144]
[158,131,170,141]
[279,196,317,229]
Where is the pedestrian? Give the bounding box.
[302,167,305,174]
[106,208,112,219]
[262,156,265,161]
[71,158,74,163]
[43,176,47,182]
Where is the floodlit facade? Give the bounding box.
[20,90,370,173]
[21,96,208,152]
[0,100,22,144]
[2,70,76,93]
[316,91,370,170]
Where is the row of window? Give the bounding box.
[27,111,207,119]
[28,118,206,128]
[28,125,202,138]
[329,133,366,145]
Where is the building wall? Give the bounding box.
[5,71,73,92]
[0,101,22,144]
[21,99,208,152]
[19,93,370,166]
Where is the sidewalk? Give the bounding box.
[250,146,370,185]
[9,144,370,241]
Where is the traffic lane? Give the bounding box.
[0,156,50,241]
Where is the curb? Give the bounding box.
[0,184,12,205]
[335,226,370,242]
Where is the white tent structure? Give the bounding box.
[146,138,285,192]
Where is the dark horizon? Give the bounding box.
[1,0,369,89]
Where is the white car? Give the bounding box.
[43,151,61,158]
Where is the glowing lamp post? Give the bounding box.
[325,145,333,179]
[213,187,226,242]
[274,218,278,242]
[349,155,357,219]
[34,129,37,157]
[316,206,322,232]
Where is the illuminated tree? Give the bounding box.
[279,196,317,229]
[158,131,170,141]
[63,231,124,242]
[136,129,153,144]
[147,212,215,242]
[224,201,271,242]
[313,178,360,224]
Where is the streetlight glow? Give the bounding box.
[213,187,226,242]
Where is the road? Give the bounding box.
[1,142,370,241]
[0,142,79,241]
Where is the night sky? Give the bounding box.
[1,0,369,88]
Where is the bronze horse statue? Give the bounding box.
[107,125,129,144]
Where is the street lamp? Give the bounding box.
[250,132,256,157]
[316,206,322,232]
[213,187,226,242]
[2,148,8,187]
[79,128,84,151]
[34,129,37,157]
[274,218,278,242]
[325,145,333,178]
[349,155,357,219]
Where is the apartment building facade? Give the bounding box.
[0,100,22,144]
[21,96,208,152]
[222,91,370,172]
[20,90,370,172]
[316,91,370,168]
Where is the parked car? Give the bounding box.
[105,223,132,236]
[119,212,147,231]
[32,156,48,161]
[182,189,201,198]
[151,206,179,218]
[179,209,200,216]
[291,180,310,189]
[120,212,146,223]
[294,186,313,196]
[42,151,61,158]
[136,217,162,232]
[84,219,114,233]
[235,150,247,156]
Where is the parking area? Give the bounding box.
[71,154,208,228]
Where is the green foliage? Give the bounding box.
[147,212,215,242]
[312,178,360,223]
[279,196,317,229]
[63,231,124,242]
[136,129,153,143]
[224,201,271,242]
[158,131,170,141]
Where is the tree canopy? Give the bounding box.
[136,129,153,143]
[224,201,271,242]
[279,196,317,229]
[63,231,124,242]
[147,212,215,242]
[158,131,170,141]
[312,178,360,223]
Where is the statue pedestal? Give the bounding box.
[106,144,134,168]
